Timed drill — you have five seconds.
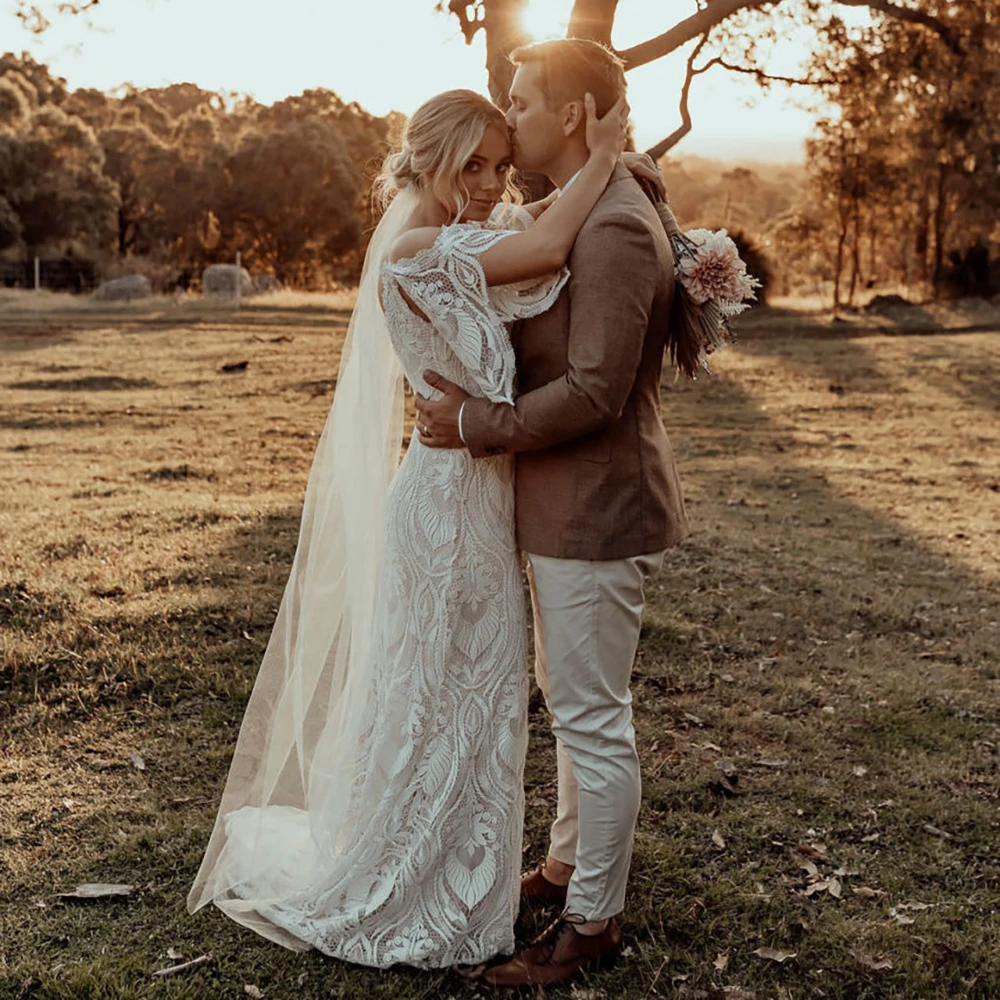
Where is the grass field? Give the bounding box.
[1,293,998,1000]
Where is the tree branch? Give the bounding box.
[708,57,839,88]
[643,33,711,161]
[444,0,485,44]
[617,0,962,71]
[567,0,619,45]
[617,0,778,71]
[835,0,964,57]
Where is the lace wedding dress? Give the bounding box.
[187,203,568,969]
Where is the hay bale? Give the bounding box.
[203,264,253,297]
[253,273,282,294]
[92,275,151,302]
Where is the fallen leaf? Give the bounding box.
[794,842,829,862]
[861,833,880,843]
[827,878,843,899]
[129,752,146,772]
[753,948,797,963]
[62,798,75,811]
[56,883,134,899]
[714,952,730,971]
[712,829,727,849]
[894,901,933,911]
[296,973,308,986]
[853,765,868,777]
[244,987,265,999]
[833,865,859,877]
[796,859,820,878]
[166,948,183,961]
[889,908,916,925]
[852,886,887,899]
[850,949,893,971]
[803,880,829,897]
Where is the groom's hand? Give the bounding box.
[415,371,469,449]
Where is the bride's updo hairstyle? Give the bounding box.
[375,89,519,220]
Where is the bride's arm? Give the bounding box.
[520,153,664,221]
[390,94,627,286]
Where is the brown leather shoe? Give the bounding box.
[519,862,570,908]
[482,916,622,988]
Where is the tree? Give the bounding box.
[0,104,118,257]
[221,111,369,284]
[804,0,998,299]
[444,0,963,156]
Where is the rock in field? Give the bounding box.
[92,275,151,301]
[203,264,253,297]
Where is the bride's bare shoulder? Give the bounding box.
[388,227,443,264]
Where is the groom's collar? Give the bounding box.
[556,168,584,197]
[556,161,633,197]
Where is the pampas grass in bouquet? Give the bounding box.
[637,175,760,378]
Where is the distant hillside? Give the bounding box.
[659,154,806,233]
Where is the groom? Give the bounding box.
[416,38,689,987]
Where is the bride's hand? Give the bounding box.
[622,151,666,200]
[584,93,629,164]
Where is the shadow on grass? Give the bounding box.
[2,329,999,998]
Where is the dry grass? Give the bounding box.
[1,295,998,999]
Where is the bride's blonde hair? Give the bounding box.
[374,89,520,221]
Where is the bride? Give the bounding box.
[187,86,644,969]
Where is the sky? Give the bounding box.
[8,0,835,162]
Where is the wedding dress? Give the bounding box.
[187,193,568,969]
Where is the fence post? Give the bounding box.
[34,256,40,292]
[235,251,241,310]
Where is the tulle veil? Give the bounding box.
[186,189,420,939]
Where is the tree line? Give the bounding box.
[2,0,997,300]
[0,52,397,289]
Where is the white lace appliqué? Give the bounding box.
[215,220,567,970]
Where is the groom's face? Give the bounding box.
[505,63,568,174]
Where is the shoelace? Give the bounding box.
[531,916,581,965]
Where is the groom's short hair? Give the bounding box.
[509,38,626,118]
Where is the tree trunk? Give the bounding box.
[867,207,877,287]
[915,176,931,286]
[931,162,948,298]
[567,0,619,44]
[118,206,129,257]
[847,189,862,305]
[483,0,530,108]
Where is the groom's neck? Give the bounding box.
[544,143,590,191]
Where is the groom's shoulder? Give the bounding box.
[577,177,663,253]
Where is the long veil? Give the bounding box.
[186,188,418,936]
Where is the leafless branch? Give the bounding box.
[707,57,839,88]
[643,33,712,161]
[617,0,777,71]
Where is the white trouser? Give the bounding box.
[526,549,665,922]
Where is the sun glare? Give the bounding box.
[520,0,570,41]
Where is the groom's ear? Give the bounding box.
[561,99,584,137]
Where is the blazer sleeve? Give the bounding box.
[461,209,659,457]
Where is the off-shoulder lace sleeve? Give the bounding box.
[383,223,565,404]
[485,206,570,324]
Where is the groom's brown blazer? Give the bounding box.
[462,162,690,561]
